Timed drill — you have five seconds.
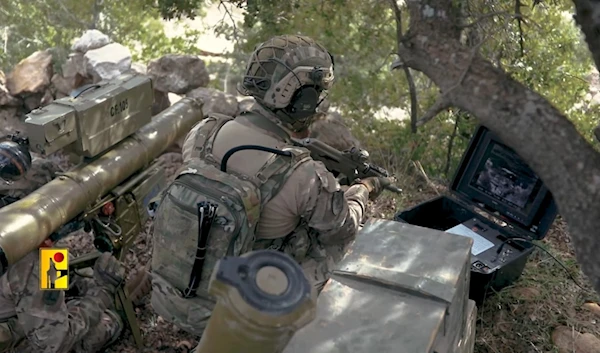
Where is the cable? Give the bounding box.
[220,145,292,172]
[494,237,592,293]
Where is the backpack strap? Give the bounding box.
[185,113,312,228]
[253,146,312,207]
[238,110,291,142]
[189,113,234,160]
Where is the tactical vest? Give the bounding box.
[150,112,311,335]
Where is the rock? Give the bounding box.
[223,76,241,95]
[6,50,53,96]
[51,74,72,96]
[152,90,171,116]
[583,302,600,318]
[61,53,89,90]
[309,111,361,151]
[594,125,600,143]
[84,43,132,82]
[0,107,24,137]
[176,341,193,350]
[317,98,331,113]
[186,87,238,117]
[0,71,20,107]
[71,29,111,53]
[552,326,600,353]
[510,286,541,301]
[0,86,18,107]
[23,92,45,112]
[147,54,209,94]
[40,90,54,106]
[237,97,255,114]
[62,53,87,78]
[168,93,183,105]
[130,62,147,75]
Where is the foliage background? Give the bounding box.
[1,0,598,181]
[227,0,600,180]
[3,1,600,352]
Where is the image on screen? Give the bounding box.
[469,142,542,212]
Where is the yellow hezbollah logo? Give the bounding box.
[39,248,69,290]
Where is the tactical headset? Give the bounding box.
[278,61,334,120]
[241,53,335,126]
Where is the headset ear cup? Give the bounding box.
[288,86,319,119]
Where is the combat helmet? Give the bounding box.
[240,34,335,132]
[0,135,31,181]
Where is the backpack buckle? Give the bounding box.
[256,171,269,183]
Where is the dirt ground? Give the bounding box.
[390,183,600,353]
[20,149,600,352]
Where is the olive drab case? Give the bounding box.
[395,125,558,305]
[24,73,153,157]
[283,219,477,353]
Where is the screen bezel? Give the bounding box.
[451,126,553,232]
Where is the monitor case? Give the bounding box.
[394,125,558,305]
[283,219,477,353]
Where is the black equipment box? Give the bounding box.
[394,125,558,305]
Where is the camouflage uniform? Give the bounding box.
[151,35,388,339]
[180,103,370,292]
[0,251,122,353]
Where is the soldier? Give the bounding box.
[0,139,151,352]
[0,247,151,353]
[0,135,62,207]
[150,34,392,338]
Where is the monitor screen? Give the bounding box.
[469,141,543,216]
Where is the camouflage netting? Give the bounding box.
[240,34,333,101]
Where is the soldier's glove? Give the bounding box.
[359,176,393,200]
[93,252,125,294]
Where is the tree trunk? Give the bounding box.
[574,1,600,146]
[398,0,600,293]
[573,1,600,77]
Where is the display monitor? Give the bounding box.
[453,127,553,229]
[470,141,542,215]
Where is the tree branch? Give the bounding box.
[444,112,461,177]
[198,49,226,57]
[416,95,452,127]
[459,11,512,29]
[444,34,489,95]
[399,0,600,294]
[389,0,419,133]
[218,0,240,45]
[414,32,489,129]
[573,0,600,79]
[515,0,526,56]
[404,67,418,133]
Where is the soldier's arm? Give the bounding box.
[291,160,370,246]
[5,253,106,352]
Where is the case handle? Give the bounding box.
[70,84,101,98]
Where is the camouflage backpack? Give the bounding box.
[150,112,311,334]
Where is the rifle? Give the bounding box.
[291,137,403,194]
[0,73,204,348]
